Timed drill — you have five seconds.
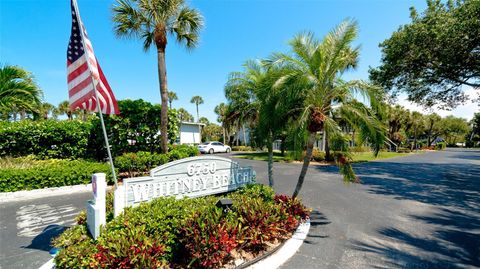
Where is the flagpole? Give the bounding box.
[72,0,118,189]
[93,81,118,189]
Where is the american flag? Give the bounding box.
[67,0,119,114]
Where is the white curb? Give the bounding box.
[38,258,54,269]
[38,219,311,269]
[245,219,311,269]
[0,184,94,203]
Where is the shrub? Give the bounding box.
[274,194,311,221]
[115,146,198,178]
[435,142,447,150]
[53,185,309,268]
[235,183,275,202]
[311,149,326,162]
[0,157,113,192]
[232,146,253,152]
[0,120,92,159]
[180,205,239,268]
[397,148,411,153]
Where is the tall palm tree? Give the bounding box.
[0,65,41,112]
[168,90,178,109]
[190,95,203,122]
[267,21,385,198]
[58,100,73,120]
[112,0,204,153]
[214,102,228,143]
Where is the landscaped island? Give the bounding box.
[53,184,310,268]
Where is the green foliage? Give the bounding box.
[115,145,198,177]
[202,123,223,142]
[53,185,309,268]
[231,145,253,152]
[370,0,480,109]
[435,142,447,150]
[311,148,326,162]
[88,99,179,159]
[0,157,113,192]
[441,115,470,146]
[466,112,480,147]
[180,204,239,268]
[0,120,92,159]
[0,65,42,113]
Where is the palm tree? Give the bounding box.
[199,117,209,125]
[190,95,203,122]
[112,0,204,153]
[214,103,228,143]
[0,65,41,113]
[178,108,193,122]
[267,21,385,198]
[168,91,178,109]
[58,100,73,120]
[35,102,55,120]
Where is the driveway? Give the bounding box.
[1,149,479,268]
[229,149,480,268]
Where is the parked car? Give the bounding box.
[198,141,231,154]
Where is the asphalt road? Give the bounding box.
[1,149,479,269]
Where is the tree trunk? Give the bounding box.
[267,132,274,187]
[169,100,172,109]
[325,131,333,161]
[411,128,417,150]
[222,126,226,144]
[157,48,169,153]
[242,124,247,146]
[196,104,199,122]
[293,131,316,198]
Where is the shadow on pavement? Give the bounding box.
[22,224,69,252]
[347,151,480,268]
[304,210,330,244]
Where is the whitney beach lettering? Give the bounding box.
[117,156,256,208]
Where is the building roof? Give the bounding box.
[180,121,206,126]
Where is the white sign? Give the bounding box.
[117,156,255,209]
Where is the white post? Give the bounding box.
[87,173,106,239]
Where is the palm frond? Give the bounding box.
[172,6,204,49]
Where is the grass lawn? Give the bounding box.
[232,151,416,163]
[350,151,411,162]
[233,152,291,162]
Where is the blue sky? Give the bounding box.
[2,0,475,122]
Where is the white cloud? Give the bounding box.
[397,88,479,120]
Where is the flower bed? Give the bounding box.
[52,184,310,268]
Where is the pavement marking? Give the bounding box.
[16,204,77,237]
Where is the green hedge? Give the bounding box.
[0,120,92,159]
[115,145,199,178]
[0,157,113,192]
[435,142,447,150]
[232,146,253,151]
[53,185,310,268]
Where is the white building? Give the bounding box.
[179,122,205,145]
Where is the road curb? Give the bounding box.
[245,219,311,269]
[0,184,94,203]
